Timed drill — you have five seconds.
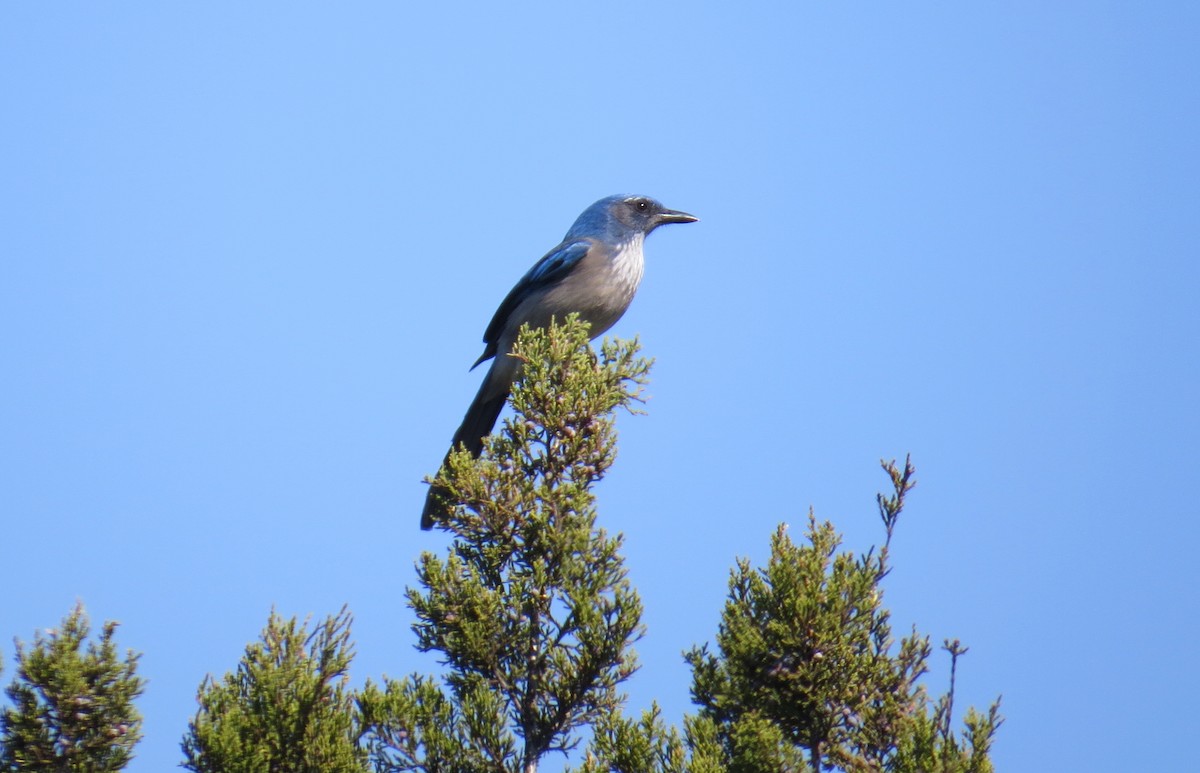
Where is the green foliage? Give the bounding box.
[684,459,1002,773]
[1,331,1003,773]
[891,641,1003,773]
[180,605,367,773]
[358,673,515,772]
[364,322,1002,772]
[0,602,144,772]
[361,317,650,772]
[4,315,1006,773]
[572,703,687,773]
[569,704,736,773]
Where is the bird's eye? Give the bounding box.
[636,200,649,211]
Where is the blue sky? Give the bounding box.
[2,3,1197,770]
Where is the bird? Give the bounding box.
[420,194,698,530]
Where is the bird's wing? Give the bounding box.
[473,239,594,368]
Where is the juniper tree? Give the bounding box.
[889,639,1003,773]
[684,459,1003,773]
[0,602,144,772]
[359,317,649,773]
[180,605,367,773]
[570,703,729,773]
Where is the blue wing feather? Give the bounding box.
[472,239,594,368]
[524,239,592,284]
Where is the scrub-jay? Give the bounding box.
[421,194,697,530]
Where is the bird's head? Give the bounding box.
[567,195,698,242]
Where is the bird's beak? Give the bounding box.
[657,208,699,225]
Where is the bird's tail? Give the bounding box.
[419,381,509,530]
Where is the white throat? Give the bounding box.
[611,232,646,293]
